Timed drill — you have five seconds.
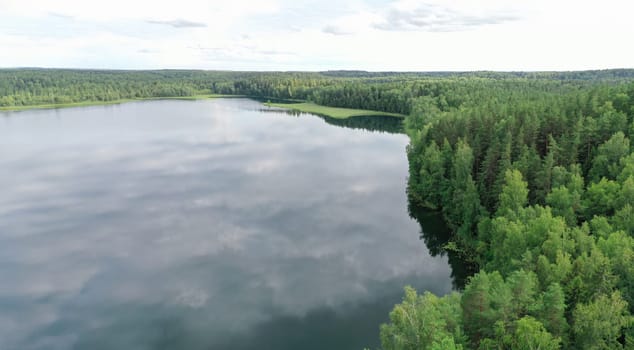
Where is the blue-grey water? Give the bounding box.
[0,99,451,350]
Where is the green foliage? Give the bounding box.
[546,167,585,226]
[456,270,568,349]
[414,142,447,208]
[538,284,568,342]
[572,292,632,349]
[496,169,529,219]
[583,178,621,219]
[380,287,465,350]
[511,316,561,350]
[461,271,510,346]
[0,69,225,108]
[397,73,634,350]
[430,336,463,350]
[589,132,631,182]
[597,231,634,310]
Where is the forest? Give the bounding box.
[386,77,634,349]
[3,68,634,113]
[2,68,634,349]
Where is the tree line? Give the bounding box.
[390,77,634,349]
[3,68,633,115]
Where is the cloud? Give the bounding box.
[47,12,73,20]
[322,25,352,36]
[192,44,297,64]
[146,19,207,28]
[256,49,296,56]
[0,0,632,71]
[373,2,521,32]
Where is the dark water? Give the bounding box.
[407,203,476,290]
[262,107,405,134]
[0,99,452,350]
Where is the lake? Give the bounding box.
[0,98,452,350]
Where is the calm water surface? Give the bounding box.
[0,99,451,350]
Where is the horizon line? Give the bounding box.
[2,66,634,73]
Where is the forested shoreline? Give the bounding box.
[3,68,634,113]
[387,76,634,349]
[2,68,634,349]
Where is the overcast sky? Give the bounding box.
[1,0,632,71]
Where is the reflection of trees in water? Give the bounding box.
[407,201,477,290]
[260,107,404,134]
[319,115,403,134]
[258,108,302,117]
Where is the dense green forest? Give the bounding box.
[2,68,634,349]
[390,77,634,349]
[3,68,634,114]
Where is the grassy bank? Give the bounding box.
[0,94,242,112]
[266,102,405,119]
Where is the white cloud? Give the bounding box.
[372,1,521,32]
[0,0,280,22]
[0,0,632,70]
[322,25,353,36]
[147,19,208,28]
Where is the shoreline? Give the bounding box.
[265,102,405,119]
[0,94,244,112]
[1,96,405,121]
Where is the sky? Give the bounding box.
[0,0,633,71]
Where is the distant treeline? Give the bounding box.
[320,69,634,80]
[2,68,634,114]
[0,69,236,106]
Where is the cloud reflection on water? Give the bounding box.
[0,99,451,350]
